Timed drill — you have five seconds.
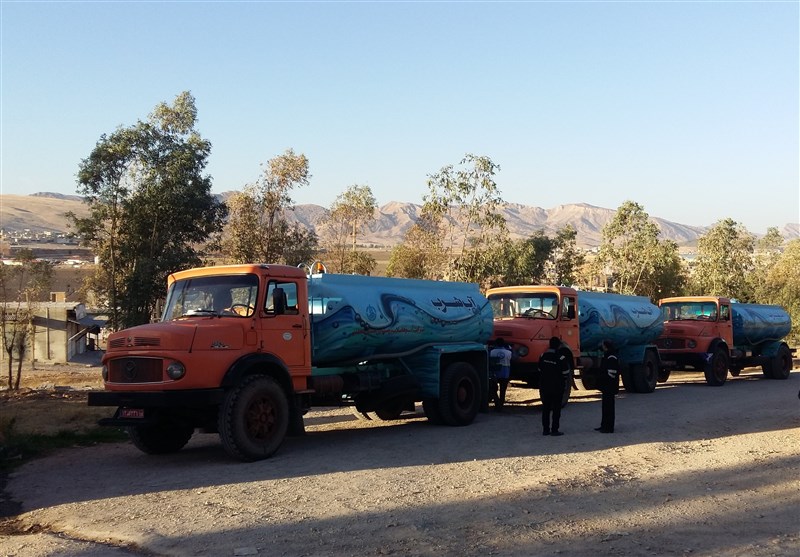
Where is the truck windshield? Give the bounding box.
[162,274,259,320]
[661,302,718,321]
[488,293,558,319]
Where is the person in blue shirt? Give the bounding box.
[489,338,512,411]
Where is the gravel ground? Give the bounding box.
[2,366,799,557]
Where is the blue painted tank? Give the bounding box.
[307,274,494,366]
[578,291,664,352]
[731,303,791,347]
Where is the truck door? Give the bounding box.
[560,295,580,353]
[718,303,734,346]
[262,279,309,369]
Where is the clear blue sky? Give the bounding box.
[2,1,798,234]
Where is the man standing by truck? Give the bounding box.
[596,340,620,433]
[539,337,570,436]
[489,338,512,411]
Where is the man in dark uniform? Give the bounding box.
[539,337,570,436]
[596,339,619,433]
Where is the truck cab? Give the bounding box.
[487,286,578,397]
[657,296,794,386]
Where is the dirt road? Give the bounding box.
[2,367,799,557]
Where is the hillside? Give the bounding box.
[2,192,797,248]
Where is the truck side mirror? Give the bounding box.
[272,288,287,315]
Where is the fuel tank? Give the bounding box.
[307,274,493,366]
[578,291,663,352]
[731,303,791,347]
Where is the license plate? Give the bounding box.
[120,408,145,419]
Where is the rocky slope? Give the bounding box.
[2,192,797,248]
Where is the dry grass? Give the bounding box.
[1,363,107,438]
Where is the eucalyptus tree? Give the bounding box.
[222,149,317,265]
[762,239,800,344]
[319,184,377,274]
[595,201,685,298]
[544,225,586,287]
[386,212,443,279]
[750,227,785,302]
[419,154,508,284]
[71,91,226,329]
[500,232,555,287]
[690,218,755,300]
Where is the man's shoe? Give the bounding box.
[594,427,604,431]
[598,429,613,433]
[550,431,564,436]
[542,430,550,436]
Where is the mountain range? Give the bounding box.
[2,192,798,248]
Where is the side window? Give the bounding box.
[265,281,299,315]
[562,297,576,320]
[720,305,730,321]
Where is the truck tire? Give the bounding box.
[769,345,793,380]
[632,351,659,393]
[218,374,289,461]
[128,423,194,455]
[437,362,481,426]
[621,366,635,393]
[704,348,729,386]
[577,369,598,391]
[375,400,407,420]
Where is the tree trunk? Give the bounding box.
[14,357,22,390]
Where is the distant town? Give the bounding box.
[0,230,93,265]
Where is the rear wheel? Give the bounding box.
[128,423,194,455]
[768,344,793,380]
[375,400,406,420]
[218,375,289,461]
[704,348,729,386]
[632,351,659,393]
[437,362,481,426]
[577,369,598,391]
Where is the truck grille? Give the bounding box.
[108,357,164,383]
[108,337,161,349]
[656,338,686,349]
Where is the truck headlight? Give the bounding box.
[101,364,108,381]
[687,340,697,349]
[516,345,529,357]
[166,362,186,380]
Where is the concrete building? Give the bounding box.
[0,301,106,364]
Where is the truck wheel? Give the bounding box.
[422,398,444,425]
[438,362,481,426]
[128,423,194,455]
[704,348,729,386]
[621,367,635,393]
[632,351,659,393]
[577,370,598,391]
[769,345,793,380]
[375,399,406,420]
[218,374,289,461]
